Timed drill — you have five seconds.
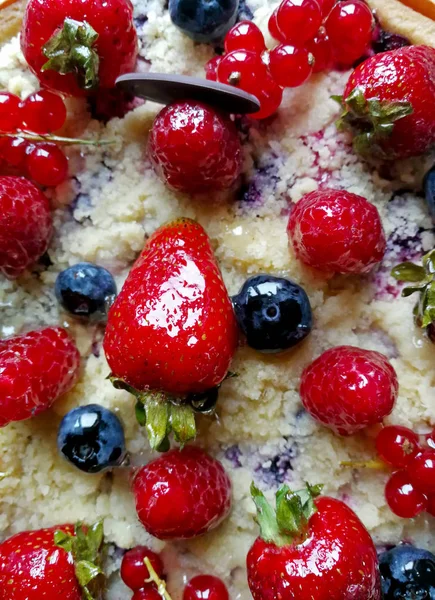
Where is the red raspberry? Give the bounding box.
[0,327,80,427]
[376,426,420,468]
[385,470,428,518]
[325,0,374,66]
[300,346,398,436]
[132,446,232,540]
[148,101,242,194]
[25,143,69,187]
[184,575,229,600]
[268,44,314,88]
[205,56,222,81]
[224,21,266,54]
[408,450,435,495]
[276,0,322,44]
[0,175,53,278]
[0,92,21,133]
[121,547,164,591]
[20,90,67,133]
[305,29,333,72]
[287,188,386,274]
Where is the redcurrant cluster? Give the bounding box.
[0,89,69,187]
[205,0,374,119]
[376,425,435,519]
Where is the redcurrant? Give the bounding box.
[276,0,322,45]
[0,92,21,133]
[224,21,266,54]
[205,56,222,81]
[20,90,67,134]
[217,50,268,91]
[385,470,428,518]
[305,29,333,73]
[251,73,283,120]
[325,0,374,66]
[121,546,165,591]
[316,0,336,16]
[408,450,435,495]
[268,44,314,87]
[427,495,435,517]
[0,137,29,167]
[132,589,162,600]
[268,9,285,42]
[183,576,229,600]
[26,143,68,187]
[376,426,420,469]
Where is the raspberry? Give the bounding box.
[268,44,314,87]
[0,175,53,279]
[148,100,242,194]
[305,29,333,72]
[205,56,222,81]
[385,471,428,518]
[325,0,374,66]
[300,346,398,436]
[20,90,67,133]
[287,188,386,274]
[276,0,322,44]
[0,92,21,133]
[121,547,164,591]
[224,21,266,54]
[132,446,232,540]
[408,451,435,495]
[376,426,420,468]
[25,143,69,187]
[184,576,229,600]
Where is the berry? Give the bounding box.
[188,387,220,413]
[148,100,242,194]
[275,0,322,45]
[247,484,381,600]
[232,275,312,353]
[57,404,126,473]
[376,426,420,468]
[426,429,435,450]
[427,495,435,516]
[55,262,117,321]
[341,46,435,159]
[103,219,238,448]
[424,165,435,223]
[0,137,30,168]
[217,49,268,90]
[0,175,52,278]
[300,346,398,436]
[251,73,283,119]
[224,21,266,54]
[287,188,386,274]
[372,29,410,54]
[305,29,333,73]
[408,450,435,495]
[169,0,239,43]
[0,522,104,599]
[0,92,21,132]
[132,446,232,540]
[268,44,314,88]
[325,0,373,66]
[121,546,164,591]
[379,545,435,600]
[316,0,336,17]
[88,87,134,122]
[0,327,80,427]
[21,0,138,96]
[20,90,67,133]
[132,590,163,600]
[184,575,229,600]
[385,471,428,518]
[26,142,68,187]
[268,9,285,42]
[205,56,222,81]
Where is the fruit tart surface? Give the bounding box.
[1,0,435,598]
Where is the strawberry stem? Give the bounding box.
[144,557,173,600]
[0,132,115,146]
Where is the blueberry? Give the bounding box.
[169,0,239,43]
[372,29,410,54]
[424,166,435,223]
[58,404,127,473]
[379,545,435,599]
[188,387,219,412]
[232,275,312,353]
[55,262,117,321]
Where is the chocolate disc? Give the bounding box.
[115,73,260,114]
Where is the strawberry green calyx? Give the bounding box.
[333,87,413,158]
[42,18,100,90]
[391,249,435,329]
[109,376,196,452]
[54,521,105,600]
[251,482,323,547]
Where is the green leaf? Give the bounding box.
[421,281,435,327]
[331,94,344,106]
[345,87,367,113]
[251,483,292,547]
[391,262,427,282]
[135,400,146,426]
[108,375,141,398]
[401,284,428,297]
[276,486,305,535]
[75,560,103,587]
[170,404,196,447]
[143,394,170,451]
[156,436,171,453]
[54,530,74,553]
[423,249,435,274]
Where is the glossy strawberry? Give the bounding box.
[0,521,104,600]
[0,327,80,427]
[300,346,398,436]
[104,218,238,448]
[0,176,53,279]
[21,0,138,96]
[133,446,232,540]
[338,45,435,159]
[247,484,381,600]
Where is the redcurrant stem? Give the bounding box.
[340,458,387,470]
[144,557,173,600]
[0,132,115,146]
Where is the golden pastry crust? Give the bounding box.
[0,0,25,44]
[367,0,435,46]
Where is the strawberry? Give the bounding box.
[104,218,239,450]
[247,483,381,600]
[0,176,53,279]
[21,0,138,97]
[0,521,105,599]
[132,446,232,540]
[336,45,435,159]
[0,327,81,427]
